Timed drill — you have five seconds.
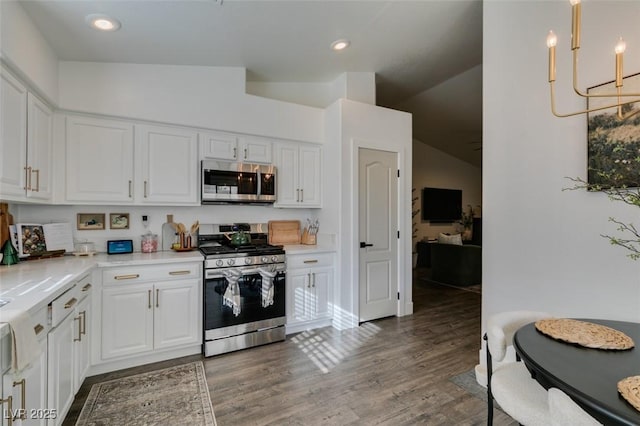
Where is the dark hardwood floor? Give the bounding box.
[64,270,517,425]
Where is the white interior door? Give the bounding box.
[358,148,398,322]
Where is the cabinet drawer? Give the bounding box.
[77,273,94,301]
[103,263,201,285]
[287,252,334,269]
[50,285,79,327]
[32,305,50,341]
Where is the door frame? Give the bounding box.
[350,138,412,324]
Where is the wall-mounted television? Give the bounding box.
[422,187,462,222]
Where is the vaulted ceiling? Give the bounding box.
[20,0,483,166]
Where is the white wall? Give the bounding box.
[483,0,640,335]
[0,0,58,104]
[335,99,413,329]
[58,61,324,144]
[412,139,482,243]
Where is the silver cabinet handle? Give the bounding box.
[32,169,40,192]
[233,147,237,159]
[148,290,152,309]
[311,272,315,288]
[244,148,247,159]
[144,180,148,198]
[115,274,139,280]
[80,310,87,335]
[296,189,300,202]
[1,395,13,425]
[156,289,159,308]
[74,315,82,342]
[301,188,304,203]
[128,180,133,198]
[12,379,25,420]
[24,166,32,190]
[64,297,78,309]
[307,273,311,288]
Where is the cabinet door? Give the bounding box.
[2,339,48,426]
[47,312,75,426]
[286,270,311,324]
[74,296,91,392]
[137,125,198,204]
[310,268,332,319]
[26,93,53,201]
[154,279,200,350]
[200,131,238,160]
[274,143,299,206]
[66,116,134,202]
[101,284,153,359]
[299,145,322,207]
[0,66,28,199]
[239,136,272,163]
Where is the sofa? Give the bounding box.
[430,242,482,287]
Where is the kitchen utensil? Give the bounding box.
[190,220,199,235]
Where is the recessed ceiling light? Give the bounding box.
[331,39,350,51]
[85,14,121,32]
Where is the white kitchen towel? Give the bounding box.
[259,268,277,308]
[222,269,242,316]
[0,309,42,372]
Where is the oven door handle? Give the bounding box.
[205,265,285,279]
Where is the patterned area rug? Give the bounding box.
[76,361,216,426]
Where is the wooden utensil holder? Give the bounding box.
[301,228,317,245]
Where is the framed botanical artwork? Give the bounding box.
[77,213,105,230]
[587,73,640,188]
[109,213,130,230]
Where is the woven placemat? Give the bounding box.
[534,318,635,350]
[618,376,640,413]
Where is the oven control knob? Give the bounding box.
[271,256,279,262]
[244,258,253,265]
[215,260,223,267]
[227,259,235,266]
[261,256,269,263]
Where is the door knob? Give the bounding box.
[360,242,373,248]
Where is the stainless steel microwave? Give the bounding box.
[201,160,276,204]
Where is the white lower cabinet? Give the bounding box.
[100,263,201,361]
[1,339,48,426]
[286,252,334,333]
[46,274,92,426]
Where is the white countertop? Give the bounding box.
[0,251,203,323]
[283,243,336,255]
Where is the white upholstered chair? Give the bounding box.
[484,310,553,426]
[548,388,603,426]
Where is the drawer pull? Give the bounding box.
[115,274,140,280]
[64,297,78,309]
[303,260,318,264]
[74,315,82,342]
[169,270,190,275]
[34,324,44,335]
[82,283,92,291]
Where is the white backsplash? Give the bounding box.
[13,204,319,253]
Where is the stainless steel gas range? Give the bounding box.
[198,223,286,357]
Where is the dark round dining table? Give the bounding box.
[513,319,640,426]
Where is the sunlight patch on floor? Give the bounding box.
[290,322,382,374]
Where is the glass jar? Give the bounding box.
[141,233,158,253]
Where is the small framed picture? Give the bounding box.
[77,213,105,230]
[109,213,130,230]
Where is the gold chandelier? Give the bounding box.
[547,0,640,119]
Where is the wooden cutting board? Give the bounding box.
[268,220,301,245]
[0,203,12,248]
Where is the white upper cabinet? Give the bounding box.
[26,93,53,201]
[66,115,135,203]
[136,124,199,204]
[274,141,321,208]
[200,131,272,163]
[0,65,53,202]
